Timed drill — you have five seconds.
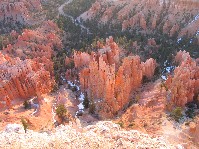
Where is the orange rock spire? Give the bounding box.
[0,52,55,108]
[166,51,199,107]
[74,37,157,116]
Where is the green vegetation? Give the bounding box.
[63,0,96,18]
[71,86,78,92]
[56,104,67,120]
[171,107,183,122]
[89,100,95,114]
[55,2,198,74]
[0,22,25,34]
[128,123,134,127]
[42,0,66,20]
[83,93,90,109]
[21,118,28,133]
[23,100,31,109]
[117,121,124,128]
[185,102,197,119]
[52,50,68,86]
[55,15,94,50]
[160,81,168,91]
[0,34,17,50]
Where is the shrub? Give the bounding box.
[83,94,89,109]
[21,118,28,133]
[135,95,140,102]
[89,100,95,114]
[128,123,134,127]
[185,102,196,118]
[117,121,124,128]
[56,104,67,119]
[71,86,78,92]
[23,100,31,109]
[161,81,168,91]
[142,75,150,83]
[52,83,59,92]
[171,107,183,122]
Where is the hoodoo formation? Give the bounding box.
[0,0,199,148]
[80,0,199,37]
[0,0,42,24]
[0,52,54,108]
[73,37,157,117]
[166,51,199,107]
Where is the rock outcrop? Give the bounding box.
[3,21,62,73]
[166,51,199,107]
[79,0,199,37]
[0,121,173,148]
[0,52,55,108]
[0,21,61,108]
[73,37,156,117]
[0,0,42,25]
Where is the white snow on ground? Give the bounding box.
[79,93,85,102]
[165,66,173,73]
[189,13,199,24]
[30,97,39,116]
[161,75,167,80]
[67,81,80,91]
[66,81,85,114]
[196,30,199,36]
[77,93,85,113]
[77,103,84,111]
[77,93,85,112]
[161,61,175,80]
[0,121,176,149]
[177,38,182,44]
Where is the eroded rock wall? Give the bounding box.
[166,51,199,107]
[0,0,42,25]
[2,21,62,73]
[79,0,199,38]
[74,37,156,117]
[0,52,55,108]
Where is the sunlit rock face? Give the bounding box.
[166,51,199,107]
[0,52,55,108]
[0,0,42,25]
[79,0,199,37]
[72,37,157,118]
[0,21,62,108]
[2,21,62,73]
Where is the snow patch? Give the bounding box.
[76,92,85,115]
[196,30,199,36]
[30,97,39,116]
[177,38,182,44]
[67,81,80,91]
[161,61,175,80]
